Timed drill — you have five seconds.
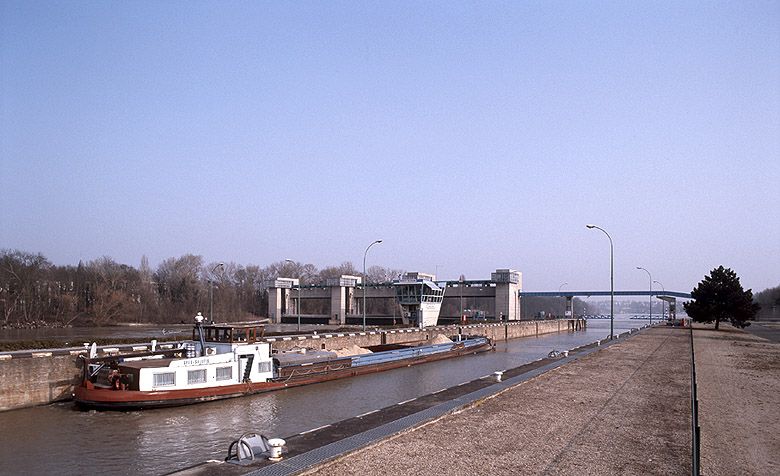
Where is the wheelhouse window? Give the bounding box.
[216,366,233,381]
[187,369,207,384]
[258,361,272,373]
[153,372,176,387]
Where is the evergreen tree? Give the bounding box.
[684,266,760,330]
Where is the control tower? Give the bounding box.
[392,272,446,328]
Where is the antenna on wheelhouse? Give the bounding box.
[194,312,207,357]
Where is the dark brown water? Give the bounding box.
[0,319,639,475]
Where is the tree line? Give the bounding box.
[754,284,780,321]
[0,249,403,327]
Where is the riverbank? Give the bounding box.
[293,324,780,476]
[298,326,691,476]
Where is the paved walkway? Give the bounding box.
[302,327,692,475]
[693,323,780,475]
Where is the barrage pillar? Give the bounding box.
[492,269,522,321]
[327,275,361,325]
[266,278,297,324]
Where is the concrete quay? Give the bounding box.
[293,324,780,476]
[299,326,693,476]
[151,322,780,475]
[172,326,689,476]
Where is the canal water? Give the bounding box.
[0,317,644,476]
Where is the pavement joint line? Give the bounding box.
[299,425,331,435]
[243,331,633,476]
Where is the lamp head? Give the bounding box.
[586,224,596,229]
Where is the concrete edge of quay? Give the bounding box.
[169,325,649,476]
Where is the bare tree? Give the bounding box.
[154,254,204,323]
[366,265,404,283]
[317,261,360,281]
[0,249,52,324]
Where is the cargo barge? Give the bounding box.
[73,315,492,410]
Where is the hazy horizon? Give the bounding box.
[2,2,778,293]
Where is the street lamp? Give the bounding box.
[636,267,652,326]
[209,262,225,324]
[586,224,614,339]
[284,259,301,332]
[363,240,383,331]
[558,282,568,319]
[459,274,465,324]
[654,280,665,320]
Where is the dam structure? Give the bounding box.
[267,268,522,326]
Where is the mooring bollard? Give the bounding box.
[267,438,285,461]
[493,371,503,382]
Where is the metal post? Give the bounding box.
[654,280,665,320]
[363,240,383,331]
[209,262,224,324]
[587,225,614,339]
[637,267,652,326]
[559,282,567,319]
[284,259,301,332]
[297,285,301,332]
[459,274,464,323]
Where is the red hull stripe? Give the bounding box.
[75,343,491,410]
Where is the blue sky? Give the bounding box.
[1,1,778,293]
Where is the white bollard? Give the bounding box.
[493,371,504,382]
[267,438,285,461]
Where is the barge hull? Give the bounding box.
[74,340,491,410]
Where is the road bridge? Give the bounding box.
[520,290,692,320]
[520,291,691,298]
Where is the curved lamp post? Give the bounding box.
[654,280,665,320]
[209,262,225,324]
[459,274,465,323]
[636,267,652,326]
[362,240,382,331]
[586,224,614,339]
[559,282,568,319]
[284,259,301,332]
